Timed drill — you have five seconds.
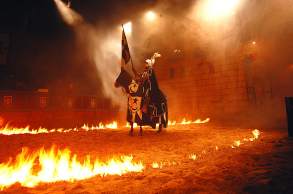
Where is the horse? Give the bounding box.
[115,67,168,135]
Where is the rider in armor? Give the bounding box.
[138,59,167,127]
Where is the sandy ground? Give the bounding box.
[0,124,293,194]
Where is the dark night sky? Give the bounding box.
[0,0,156,33]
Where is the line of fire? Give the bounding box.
[0,0,292,193]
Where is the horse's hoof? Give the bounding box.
[157,124,163,133]
[129,131,134,136]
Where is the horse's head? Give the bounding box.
[115,68,133,91]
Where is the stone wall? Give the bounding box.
[154,57,249,120]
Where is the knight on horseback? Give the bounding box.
[114,27,168,136]
[115,55,168,136]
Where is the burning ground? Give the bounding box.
[0,124,292,194]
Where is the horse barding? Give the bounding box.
[115,65,168,135]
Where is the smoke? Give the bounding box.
[187,0,244,63]
[53,0,83,26]
[150,1,293,79]
[111,0,247,67]
[135,0,293,71]
[54,0,124,107]
[132,0,293,126]
[53,0,293,125]
[85,28,123,106]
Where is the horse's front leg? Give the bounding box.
[157,124,162,133]
[129,122,134,136]
[139,125,143,136]
[157,116,162,133]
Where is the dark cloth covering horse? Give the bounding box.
[115,65,168,135]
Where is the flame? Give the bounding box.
[0,125,51,135]
[0,125,80,136]
[231,129,261,148]
[124,117,209,129]
[232,140,241,148]
[180,118,210,125]
[151,162,161,169]
[0,118,210,136]
[189,154,197,160]
[190,129,261,160]
[180,118,192,125]
[168,118,210,126]
[252,129,260,139]
[0,128,262,190]
[125,122,138,128]
[0,121,118,136]
[168,120,177,126]
[151,161,177,169]
[81,121,118,131]
[0,146,144,190]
